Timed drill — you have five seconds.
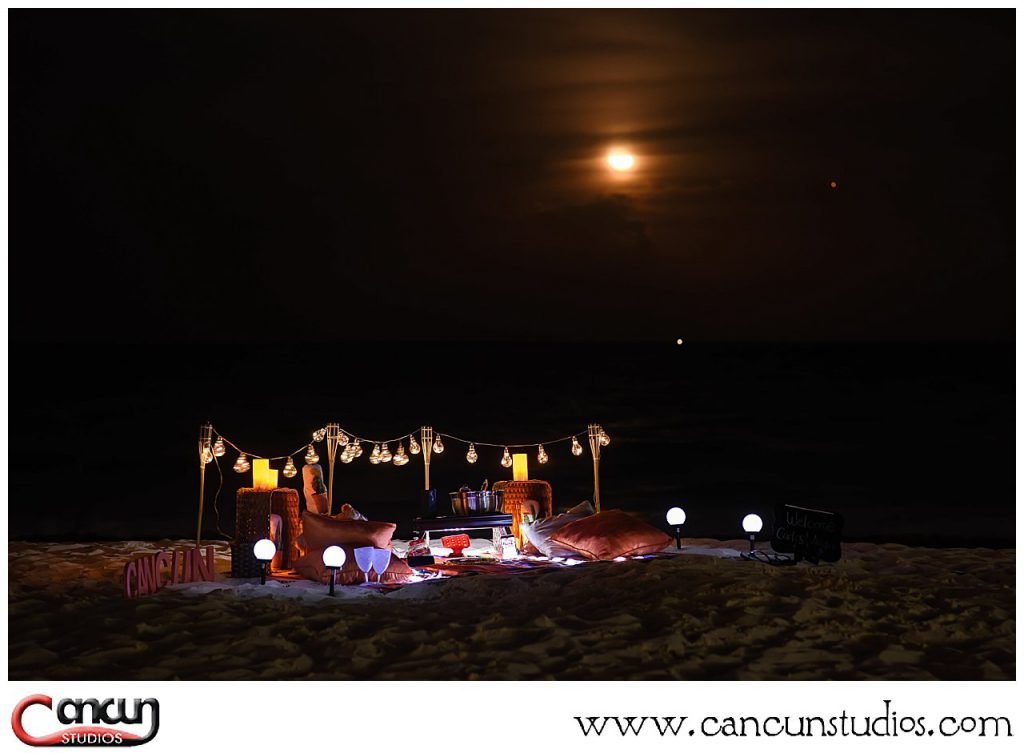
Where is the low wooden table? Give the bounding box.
[412,514,514,550]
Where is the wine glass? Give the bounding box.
[371,548,392,584]
[353,546,374,584]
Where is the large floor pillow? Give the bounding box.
[300,512,395,551]
[294,545,414,585]
[524,500,594,558]
[549,509,671,560]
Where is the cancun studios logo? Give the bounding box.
[11,695,160,747]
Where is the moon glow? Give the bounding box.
[607,150,636,172]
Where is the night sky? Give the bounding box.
[10,10,1014,344]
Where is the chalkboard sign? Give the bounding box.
[771,504,843,563]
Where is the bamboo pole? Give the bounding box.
[196,423,213,546]
[326,422,340,514]
[588,423,602,513]
[421,426,433,490]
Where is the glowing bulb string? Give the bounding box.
[210,424,603,464]
[434,432,583,449]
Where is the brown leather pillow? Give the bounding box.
[549,509,672,560]
[300,512,396,552]
[293,545,415,585]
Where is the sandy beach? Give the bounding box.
[8,539,1014,681]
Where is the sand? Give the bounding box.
[8,539,1015,680]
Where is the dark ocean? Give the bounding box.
[9,341,1013,546]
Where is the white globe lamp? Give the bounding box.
[253,538,276,585]
[666,506,686,549]
[742,513,763,552]
[322,545,347,596]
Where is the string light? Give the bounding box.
[206,422,609,477]
[233,453,251,473]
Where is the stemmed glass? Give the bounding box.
[353,546,375,584]
[371,548,392,584]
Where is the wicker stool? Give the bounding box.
[232,488,272,578]
[494,480,553,549]
[270,488,302,569]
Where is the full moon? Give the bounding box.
[607,150,635,172]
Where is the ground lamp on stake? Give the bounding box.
[666,506,686,549]
[742,513,763,553]
[253,538,276,585]
[322,545,346,596]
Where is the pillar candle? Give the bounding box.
[252,458,271,489]
[512,454,529,481]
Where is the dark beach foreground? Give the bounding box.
[8,539,1015,680]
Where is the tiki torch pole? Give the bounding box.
[326,422,340,515]
[196,422,213,546]
[421,426,433,491]
[588,423,602,513]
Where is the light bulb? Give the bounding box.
[352,441,364,458]
[312,428,326,442]
[571,436,583,456]
[537,444,548,464]
[322,545,346,568]
[666,506,686,526]
[380,443,393,463]
[339,432,349,447]
[500,447,512,467]
[394,447,409,466]
[369,443,381,464]
[339,451,354,464]
[466,443,478,463]
[212,436,226,457]
[408,434,421,454]
[600,430,611,447]
[742,514,763,534]
[282,457,298,478]
[304,445,319,465]
[433,435,445,454]
[233,453,251,473]
[253,538,276,562]
[201,446,214,464]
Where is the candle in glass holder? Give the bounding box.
[512,453,529,481]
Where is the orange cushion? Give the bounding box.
[300,512,396,551]
[293,545,415,585]
[549,510,672,560]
